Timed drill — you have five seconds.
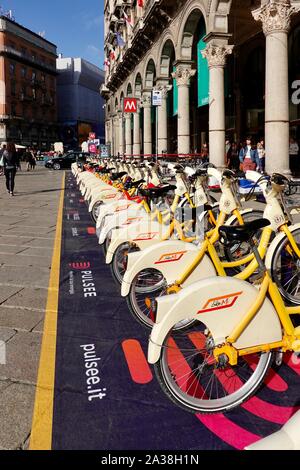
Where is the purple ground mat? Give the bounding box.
[51,172,300,450]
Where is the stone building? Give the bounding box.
[0,14,57,149]
[102,0,300,174]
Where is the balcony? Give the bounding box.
[106,0,173,91]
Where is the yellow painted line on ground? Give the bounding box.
[30,173,65,450]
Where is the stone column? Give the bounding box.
[253,0,298,175]
[142,92,152,156]
[202,44,233,169]
[153,82,171,155]
[113,115,119,156]
[105,119,111,147]
[125,113,132,156]
[133,104,141,156]
[172,65,196,155]
[118,111,125,156]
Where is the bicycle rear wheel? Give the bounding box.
[154,321,273,414]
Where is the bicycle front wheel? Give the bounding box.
[154,321,273,414]
[271,227,300,305]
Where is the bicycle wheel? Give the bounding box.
[111,242,140,284]
[224,209,265,268]
[91,201,103,224]
[271,227,300,305]
[127,269,194,330]
[102,229,112,256]
[154,321,273,414]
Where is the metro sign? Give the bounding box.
[124,98,137,113]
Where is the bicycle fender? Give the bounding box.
[225,208,253,226]
[99,210,150,245]
[265,223,300,270]
[106,220,167,263]
[148,277,282,364]
[96,200,139,228]
[88,190,122,213]
[121,240,216,297]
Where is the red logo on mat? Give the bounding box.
[197,292,243,314]
[69,262,91,270]
[87,227,96,235]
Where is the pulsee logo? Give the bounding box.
[68,261,97,298]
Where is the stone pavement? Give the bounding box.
[0,165,63,450]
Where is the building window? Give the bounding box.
[41,73,45,82]
[31,51,36,61]
[21,67,27,79]
[11,81,16,96]
[32,70,37,82]
[32,88,36,100]
[21,47,27,57]
[9,63,15,76]
[11,103,16,116]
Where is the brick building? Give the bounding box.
[0,15,58,149]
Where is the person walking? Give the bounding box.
[239,137,258,172]
[227,142,240,171]
[0,144,6,177]
[257,140,266,173]
[289,137,299,177]
[24,148,32,171]
[2,142,18,196]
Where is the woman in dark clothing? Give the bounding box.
[3,142,18,196]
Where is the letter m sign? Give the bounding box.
[124,98,137,113]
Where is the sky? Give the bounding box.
[0,0,104,68]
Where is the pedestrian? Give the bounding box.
[227,142,240,171]
[239,137,258,173]
[30,151,36,170]
[201,143,209,164]
[257,140,266,173]
[24,147,33,171]
[289,137,299,177]
[2,142,18,196]
[0,144,6,176]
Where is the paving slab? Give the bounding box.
[0,245,28,255]
[0,265,51,288]
[0,307,43,331]
[0,286,23,305]
[0,327,17,343]
[3,288,49,311]
[0,383,36,450]
[24,238,55,249]
[0,254,52,268]
[19,247,54,258]
[0,331,42,383]
[0,237,35,246]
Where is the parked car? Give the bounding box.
[45,152,90,170]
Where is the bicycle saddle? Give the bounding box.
[110,171,128,181]
[129,179,145,188]
[219,218,270,244]
[139,185,177,199]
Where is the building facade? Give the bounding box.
[103,0,300,174]
[0,15,57,149]
[57,57,105,150]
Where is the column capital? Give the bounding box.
[201,44,234,68]
[252,0,299,36]
[171,65,196,87]
[141,92,152,108]
[124,113,132,120]
[153,82,172,99]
